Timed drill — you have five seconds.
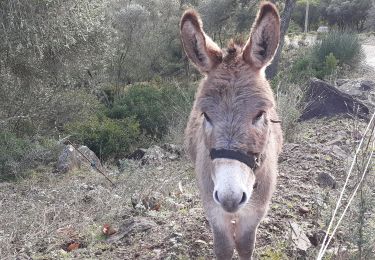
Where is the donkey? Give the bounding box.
[180,2,283,259]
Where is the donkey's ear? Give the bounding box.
[180,9,222,73]
[242,2,280,69]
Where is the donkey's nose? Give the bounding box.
[213,190,248,213]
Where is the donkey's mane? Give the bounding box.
[222,39,244,63]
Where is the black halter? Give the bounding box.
[209,149,260,170]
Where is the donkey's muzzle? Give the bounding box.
[214,189,248,213]
[211,158,255,213]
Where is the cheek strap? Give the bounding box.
[209,148,260,170]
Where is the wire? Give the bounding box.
[317,112,375,260]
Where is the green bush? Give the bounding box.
[66,116,140,159]
[108,84,167,138]
[324,52,339,76]
[107,83,194,139]
[312,31,363,66]
[0,131,31,180]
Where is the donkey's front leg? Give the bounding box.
[235,226,257,260]
[234,212,262,260]
[207,207,235,260]
[212,222,235,260]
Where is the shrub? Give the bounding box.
[66,116,140,160]
[108,84,167,138]
[276,83,304,142]
[107,82,195,140]
[0,131,31,180]
[312,31,363,67]
[323,52,339,76]
[160,81,195,144]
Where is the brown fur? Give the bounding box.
[181,2,283,259]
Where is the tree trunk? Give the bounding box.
[304,0,309,33]
[266,0,296,80]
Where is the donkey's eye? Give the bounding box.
[253,111,265,124]
[202,112,211,123]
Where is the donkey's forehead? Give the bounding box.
[198,70,274,112]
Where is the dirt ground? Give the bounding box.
[0,115,372,260]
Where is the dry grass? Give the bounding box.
[0,116,373,259]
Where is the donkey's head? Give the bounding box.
[181,3,280,213]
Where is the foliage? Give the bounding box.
[66,116,140,160]
[276,82,304,142]
[312,30,363,66]
[0,0,111,137]
[108,84,168,138]
[293,0,321,31]
[320,0,373,31]
[107,82,195,139]
[323,52,338,76]
[0,131,31,180]
[286,30,362,83]
[289,50,320,82]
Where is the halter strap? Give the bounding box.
[209,149,260,170]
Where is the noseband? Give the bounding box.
[209,149,261,170]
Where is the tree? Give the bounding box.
[321,0,373,31]
[266,0,297,79]
[293,0,321,31]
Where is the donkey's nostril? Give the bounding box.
[239,192,247,205]
[214,190,220,203]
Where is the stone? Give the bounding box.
[317,26,329,33]
[307,230,326,247]
[300,78,369,121]
[336,79,375,109]
[161,143,183,156]
[127,148,146,160]
[56,145,102,173]
[289,221,311,251]
[298,206,310,214]
[317,172,336,189]
[106,217,157,243]
[141,145,166,164]
[336,79,349,86]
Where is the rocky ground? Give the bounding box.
[0,114,372,260]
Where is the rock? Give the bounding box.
[106,217,157,243]
[307,230,327,247]
[300,78,369,121]
[77,146,101,169]
[298,206,310,215]
[127,148,146,160]
[125,144,182,164]
[141,145,166,164]
[336,79,375,109]
[289,221,311,251]
[161,143,183,156]
[337,79,371,100]
[336,79,349,86]
[317,172,336,189]
[331,145,347,159]
[56,145,102,173]
[317,26,329,33]
[360,80,375,91]
[141,144,182,164]
[79,183,95,191]
[57,145,80,173]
